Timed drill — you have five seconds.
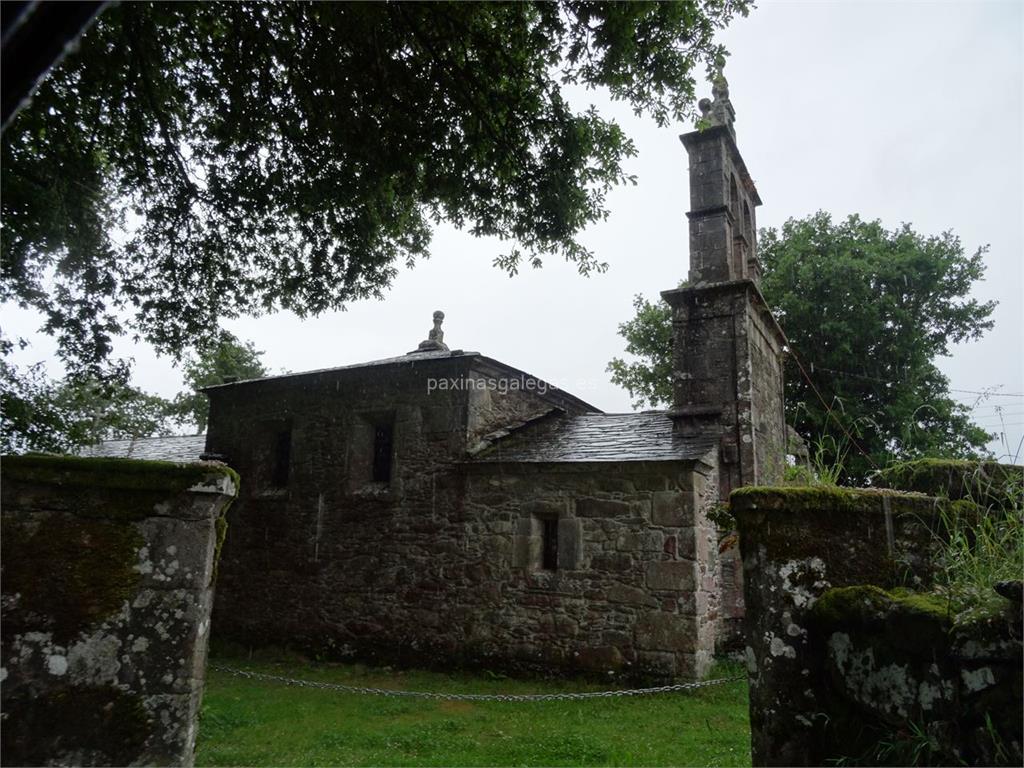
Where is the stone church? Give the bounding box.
[89,76,787,681]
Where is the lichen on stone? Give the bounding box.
[1,514,143,644]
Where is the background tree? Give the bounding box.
[608,212,996,481]
[167,331,268,433]
[2,1,750,378]
[0,357,174,453]
[0,331,268,450]
[606,292,675,409]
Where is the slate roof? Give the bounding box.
[200,348,599,414]
[78,434,207,463]
[201,349,473,391]
[472,412,717,464]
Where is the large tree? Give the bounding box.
[608,212,996,481]
[0,355,175,454]
[2,1,749,377]
[166,330,269,433]
[0,330,270,451]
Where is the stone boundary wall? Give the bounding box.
[733,468,1023,767]
[1,454,238,767]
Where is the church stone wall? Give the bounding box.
[205,358,721,681]
[205,356,481,647]
[665,281,786,494]
[460,457,720,680]
[664,281,786,647]
[1,455,237,767]
[745,297,787,487]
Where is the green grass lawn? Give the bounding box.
[196,655,751,767]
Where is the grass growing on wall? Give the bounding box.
[932,475,1023,620]
[196,655,751,767]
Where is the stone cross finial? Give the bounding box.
[696,56,735,134]
[414,310,450,353]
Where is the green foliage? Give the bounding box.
[609,212,996,482]
[167,330,268,433]
[930,475,1022,620]
[607,293,674,408]
[780,434,848,486]
[197,656,751,767]
[782,464,818,485]
[762,213,995,480]
[872,721,945,767]
[1,329,267,450]
[874,458,1023,620]
[0,356,174,453]
[2,1,749,375]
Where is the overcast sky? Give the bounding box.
[6,0,1023,461]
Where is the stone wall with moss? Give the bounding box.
[1,454,238,767]
[732,467,1023,766]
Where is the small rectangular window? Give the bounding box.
[372,422,393,483]
[541,517,559,571]
[270,428,291,488]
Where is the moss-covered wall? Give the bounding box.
[732,471,1023,767]
[873,458,1023,508]
[1,454,238,768]
[810,585,1021,766]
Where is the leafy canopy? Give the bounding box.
[608,212,996,481]
[167,331,268,433]
[2,0,749,376]
[0,357,175,454]
[0,331,269,451]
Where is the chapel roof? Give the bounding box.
[200,348,476,391]
[471,411,717,464]
[200,348,600,414]
[78,434,206,463]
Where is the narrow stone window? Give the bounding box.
[270,428,291,488]
[541,517,559,571]
[372,421,394,483]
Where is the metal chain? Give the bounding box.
[209,664,744,702]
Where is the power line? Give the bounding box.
[799,363,1023,398]
[788,347,880,470]
[973,413,1024,423]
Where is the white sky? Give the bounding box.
[6,0,1023,461]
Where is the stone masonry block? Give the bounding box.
[651,489,697,527]
[614,528,663,552]
[575,497,644,519]
[521,499,565,519]
[646,560,698,592]
[511,535,531,569]
[635,612,697,653]
[607,584,659,608]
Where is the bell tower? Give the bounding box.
[661,62,787,497]
[681,64,762,286]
